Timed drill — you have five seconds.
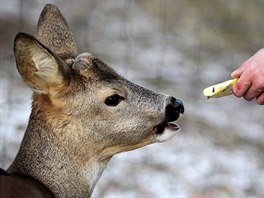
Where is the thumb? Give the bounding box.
[231,54,255,78]
[231,60,249,78]
[231,70,242,78]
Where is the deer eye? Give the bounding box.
[105,94,124,106]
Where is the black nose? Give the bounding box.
[165,97,184,122]
[175,98,184,114]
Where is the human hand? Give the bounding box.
[231,48,264,105]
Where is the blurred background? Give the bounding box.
[0,0,263,197]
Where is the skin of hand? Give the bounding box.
[231,48,264,105]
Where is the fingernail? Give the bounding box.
[234,82,241,91]
[231,71,237,78]
[232,83,241,97]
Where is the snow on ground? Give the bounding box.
[0,1,263,198]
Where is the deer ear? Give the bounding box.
[14,33,71,94]
[36,4,77,62]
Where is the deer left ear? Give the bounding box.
[14,32,71,94]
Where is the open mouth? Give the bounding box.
[155,121,180,135]
[155,98,184,136]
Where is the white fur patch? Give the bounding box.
[32,49,62,84]
[156,128,179,142]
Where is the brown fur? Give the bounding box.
[0,4,184,198]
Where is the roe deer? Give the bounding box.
[0,4,184,198]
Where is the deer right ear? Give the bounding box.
[37,4,77,62]
[14,33,71,94]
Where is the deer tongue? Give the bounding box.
[166,122,179,131]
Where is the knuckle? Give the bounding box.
[232,89,241,97]
[232,84,243,97]
[243,96,253,101]
[258,48,264,54]
[233,92,242,98]
[254,79,264,92]
[256,94,264,105]
[257,99,264,105]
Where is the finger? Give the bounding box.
[256,93,264,105]
[243,79,264,101]
[232,73,252,98]
[231,59,251,78]
[231,68,243,78]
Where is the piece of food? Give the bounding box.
[203,78,238,99]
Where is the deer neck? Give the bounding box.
[8,107,110,198]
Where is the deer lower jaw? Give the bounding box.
[155,121,180,142]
